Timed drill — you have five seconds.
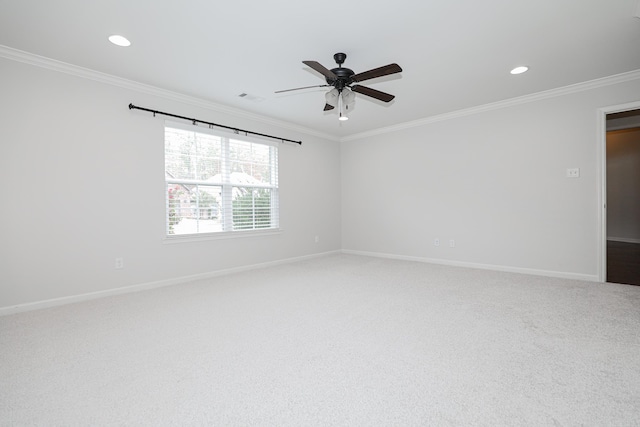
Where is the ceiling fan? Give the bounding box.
[276,53,402,121]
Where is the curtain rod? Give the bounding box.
[128,103,302,145]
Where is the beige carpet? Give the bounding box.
[1,254,639,425]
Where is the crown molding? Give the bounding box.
[341,68,640,142]
[0,45,340,142]
[3,44,639,144]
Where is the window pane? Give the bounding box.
[167,183,223,235]
[232,188,272,230]
[229,139,273,184]
[167,183,191,235]
[165,127,222,180]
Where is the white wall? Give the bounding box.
[0,58,341,309]
[342,78,640,280]
[607,128,640,243]
[3,53,640,311]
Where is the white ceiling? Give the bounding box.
[1,0,640,138]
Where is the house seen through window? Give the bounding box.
[165,123,279,236]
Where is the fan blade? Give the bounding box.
[351,85,395,102]
[324,104,335,111]
[352,63,402,83]
[275,84,329,93]
[303,60,338,80]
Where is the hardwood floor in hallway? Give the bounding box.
[607,241,640,286]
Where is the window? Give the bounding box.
[164,122,279,236]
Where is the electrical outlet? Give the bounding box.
[434,238,440,247]
[566,168,580,178]
[315,236,319,243]
[115,257,124,269]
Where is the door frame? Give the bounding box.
[597,100,640,282]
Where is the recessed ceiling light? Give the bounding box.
[108,35,131,47]
[510,66,529,75]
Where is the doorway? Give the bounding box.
[603,108,640,285]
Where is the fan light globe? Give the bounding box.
[342,88,355,106]
[325,88,339,107]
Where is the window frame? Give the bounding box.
[163,121,280,241]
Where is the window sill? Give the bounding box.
[162,228,282,244]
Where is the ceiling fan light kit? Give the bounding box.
[325,87,355,120]
[277,52,402,121]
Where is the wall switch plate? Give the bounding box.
[314,236,319,243]
[566,168,580,178]
[449,239,455,247]
[115,257,124,269]
[434,238,440,247]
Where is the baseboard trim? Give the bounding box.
[0,251,341,316]
[607,237,640,244]
[341,249,600,282]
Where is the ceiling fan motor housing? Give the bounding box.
[327,67,354,90]
[328,52,353,90]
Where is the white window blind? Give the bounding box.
[165,123,279,236]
